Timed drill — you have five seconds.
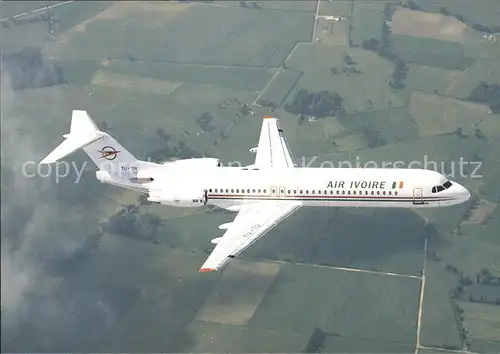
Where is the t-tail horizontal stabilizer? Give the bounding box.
[39,110,104,164]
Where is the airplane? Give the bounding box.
[40,110,471,272]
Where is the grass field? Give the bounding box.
[392,8,467,43]
[408,91,491,137]
[212,0,317,13]
[405,64,464,96]
[419,260,463,349]
[350,1,386,46]
[184,320,310,352]
[392,34,470,70]
[248,263,420,346]
[413,0,500,29]
[285,44,406,114]
[257,68,303,106]
[196,259,280,326]
[338,106,419,144]
[458,301,500,341]
[443,59,500,99]
[46,2,313,67]
[463,30,500,60]
[318,0,352,18]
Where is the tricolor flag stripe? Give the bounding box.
[399,181,404,189]
[392,182,397,189]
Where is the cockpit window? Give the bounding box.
[432,180,453,193]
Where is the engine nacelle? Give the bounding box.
[148,187,207,208]
[170,157,221,168]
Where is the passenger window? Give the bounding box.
[383,191,386,195]
[388,191,392,195]
[312,190,315,194]
[337,190,340,194]
[347,191,351,195]
[263,189,266,193]
[258,189,261,193]
[252,189,256,193]
[365,191,368,195]
[377,191,380,195]
[395,191,398,195]
[353,191,356,195]
[294,190,297,194]
[300,190,303,194]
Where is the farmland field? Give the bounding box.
[392,34,470,70]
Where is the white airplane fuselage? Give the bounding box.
[41,111,471,271]
[142,165,470,209]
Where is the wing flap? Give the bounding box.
[199,201,301,271]
[255,117,296,168]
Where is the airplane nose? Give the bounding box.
[456,183,471,201]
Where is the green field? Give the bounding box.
[285,44,406,114]
[318,0,353,18]
[419,260,463,349]
[46,3,313,67]
[392,34,471,70]
[257,68,303,106]
[248,264,420,345]
[350,1,386,46]
[413,0,500,29]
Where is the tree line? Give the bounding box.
[284,89,345,121]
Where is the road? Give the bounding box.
[0,0,74,22]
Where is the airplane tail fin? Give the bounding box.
[40,110,139,176]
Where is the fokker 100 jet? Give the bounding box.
[40,110,471,272]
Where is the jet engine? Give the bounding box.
[148,187,208,207]
[166,157,221,168]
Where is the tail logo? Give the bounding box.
[99,146,120,160]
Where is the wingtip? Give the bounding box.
[199,267,217,273]
[39,157,55,165]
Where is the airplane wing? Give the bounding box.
[199,201,301,272]
[254,116,297,168]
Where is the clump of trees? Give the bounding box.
[147,128,201,162]
[284,89,344,119]
[196,112,215,132]
[360,18,409,89]
[358,124,386,148]
[105,205,165,244]
[467,82,500,114]
[3,47,66,90]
